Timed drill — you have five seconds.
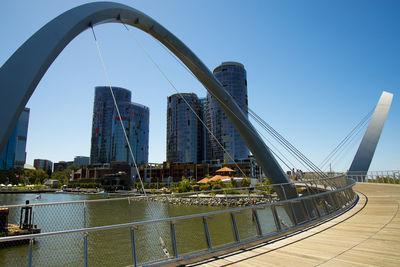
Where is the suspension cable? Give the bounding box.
[151,32,328,180]
[90,25,146,195]
[329,114,371,170]
[320,108,374,170]
[120,21,249,179]
[232,96,326,179]
[91,24,171,258]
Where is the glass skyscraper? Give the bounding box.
[0,108,30,170]
[90,86,149,166]
[111,102,149,165]
[167,93,203,163]
[207,62,249,162]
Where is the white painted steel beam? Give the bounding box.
[349,91,393,173]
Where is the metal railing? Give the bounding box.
[347,170,400,184]
[0,175,357,266]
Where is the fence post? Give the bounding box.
[271,205,282,231]
[252,208,262,237]
[170,221,178,258]
[84,232,88,267]
[28,238,33,267]
[83,201,87,228]
[202,216,212,250]
[230,212,240,242]
[130,226,138,266]
[305,183,320,218]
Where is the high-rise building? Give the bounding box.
[90,86,131,164]
[73,156,90,167]
[111,102,149,165]
[34,159,53,175]
[207,62,249,162]
[90,86,149,166]
[199,97,208,162]
[166,93,203,163]
[0,108,30,170]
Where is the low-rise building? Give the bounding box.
[73,156,89,167]
[138,156,264,183]
[33,159,53,175]
[70,161,132,190]
[53,161,74,172]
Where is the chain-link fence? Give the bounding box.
[0,176,357,266]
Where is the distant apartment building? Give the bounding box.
[90,86,149,167]
[34,159,53,175]
[74,156,89,167]
[139,157,263,182]
[53,161,74,172]
[207,62,249,162]
[0,108,30,170]
[166,93,203,164]
[70,161,132,190]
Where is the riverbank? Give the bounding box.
[135,194,277,207]
[0,188,58,194]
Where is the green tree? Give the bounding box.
[230,177,238,188]
[51,170,70,185]
[241,177,251,187]
[67,164,80,172]
[24,169,48,184]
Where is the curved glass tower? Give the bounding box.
[167,93,203,163]
[207,62,249,162]
[90,86,149,166]
[112,102,149,165]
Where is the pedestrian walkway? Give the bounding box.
[191,183,400,266]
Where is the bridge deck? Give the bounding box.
[191,183,400,266]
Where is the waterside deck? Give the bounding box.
[191,183,400,266]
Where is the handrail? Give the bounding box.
[0,177,355,243]
[0,175,357,267]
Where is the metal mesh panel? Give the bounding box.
[291,200,308,224]
[31,233,83,267]
[255,206,278,235]
[0,239,30,266]
[235,209,257,241]
[175,217,208,256]
[33,203,85,232]
[88,228,132,267]
[135,221,173,265]
[207,212,235,248]
[314,195,329,216]
[275,204,294,229]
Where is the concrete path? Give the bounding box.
[190,183,400,266]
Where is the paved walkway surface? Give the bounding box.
[191,183,400,266]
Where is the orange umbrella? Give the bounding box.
[197,177,210,184]
[209,175,230,182]
[216,167,234,173]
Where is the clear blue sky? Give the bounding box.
[0,0,398,172]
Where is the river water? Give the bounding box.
[0,193,288,266]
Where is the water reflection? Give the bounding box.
[0,193,282,266]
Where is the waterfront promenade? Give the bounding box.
[191,183,400,266]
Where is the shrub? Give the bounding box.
[241,177,251,187]
[199,184,211,191]
[192,185,200,191]
[212,183,222,191]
